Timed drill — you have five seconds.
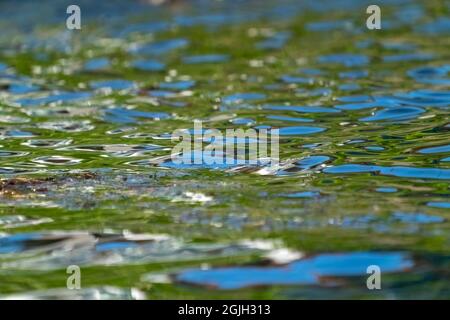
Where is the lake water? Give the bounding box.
[0,0,449,299]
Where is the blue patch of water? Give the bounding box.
[230,118,255,125]
[8,83,40,94]
[426,202,450,209]
[0,233,40,254]
[119,21,170,37]
[104,107,170,124]
[383,53,434,63]
[339,70,368,79]
[336,95,371,103]
[298,68,326,76]
[418,144,450,154]
[96,242,138,252]
[365,146,385,151]
[382,41,417,51]
[148,90,177,98]
[280,75,314,84]
[281,191,320,198]
[132,60,166,72]
[15,91,92,107]
[266,115,313,123]
[324,164,450,180]
[360,106,425,122]
[256,31,291,50]
[90,80,136,91]
[338,83,361,91]
[279,126,326,135]
[375,187,397,193]
[317,54,369,67]
[182,54,229,64]
[154,150,248,170]
[175,251,412,289]
[392,90,450,107]
[84,58,110,71]
[391,212,445,224]
[223,93,266,105]
[296,155,330,169]
[335,102,379,111]
[306,20,353,32]
[159,80,195,91]
[0,62,8,73]
[416,17,450,34]
[264,105,339,113]
[132,38,188,56]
